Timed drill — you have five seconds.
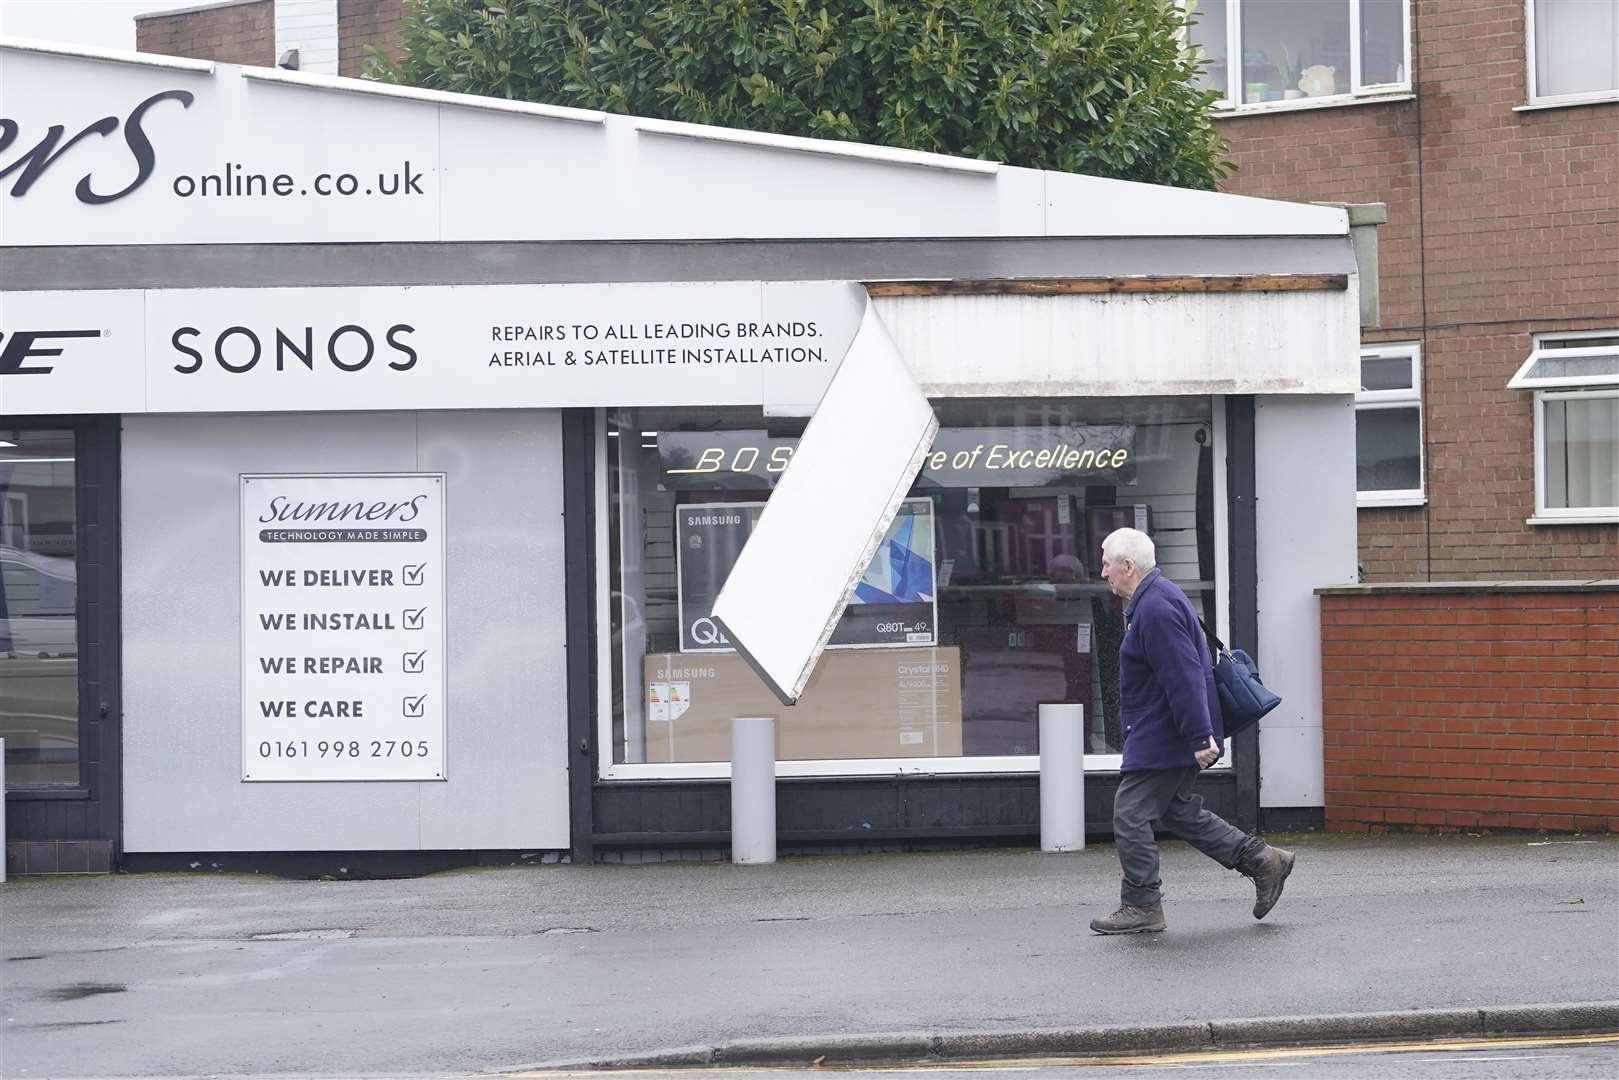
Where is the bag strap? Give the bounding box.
[1196,616,1227,659]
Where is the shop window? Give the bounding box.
[1185,0,1410,110]
[1355,343,1424,506]
[0,430,80,787]
[600,398,1220,778]
[1527,0,1619,105]
[1509,332,1619,524]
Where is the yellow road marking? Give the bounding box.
[507,1031,1619,1075]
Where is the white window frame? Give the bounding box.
[1512,330,1619,525]
[1522,0,1619,110]
[592,402,1236,781]
[1186,0,1414,114]
[1355,342,1425,507]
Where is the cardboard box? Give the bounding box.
[643,647,962,763]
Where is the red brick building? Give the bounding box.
[136,0,276,67]
[1205,0,1617,582]
[137,0,402,75]
[1195,0,1617,832]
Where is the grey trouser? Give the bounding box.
[1114,767,1252,908]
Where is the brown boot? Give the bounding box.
[1237,842,1296,919]
[1089,902,1167,934]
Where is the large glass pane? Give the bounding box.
[0,430,80,787]
[1535,0,1619,98]
[1361,353,1414,392]
[606,398,1216,764]
[1186,0,1231,97]
[1356,406,1421,491]
[1361,0,1406,85]
[1242,0,1351,103]
[1544,395,1619,510]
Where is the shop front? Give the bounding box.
[0,40,1358,872]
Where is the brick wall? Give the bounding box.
[1321,587,1619,833]
[338,0,405,77]
[136,0,274,67]
[1217,0,1619,582]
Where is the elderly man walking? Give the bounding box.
[1090,527,1294,934]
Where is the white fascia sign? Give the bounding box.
[0,281,864,415]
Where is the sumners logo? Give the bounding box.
[0,329,100,375]
[0,91,194,205]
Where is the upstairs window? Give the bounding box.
[1186,0,1411,110]
[1510,332,1619,524]
[1356,344,1424,506]
[1527,0,1619,106]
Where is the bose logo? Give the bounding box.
[0,329,100,375]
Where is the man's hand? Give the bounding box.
[1194,735,1221,769]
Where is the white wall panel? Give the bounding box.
[275,1,338,75]
[121,410,569,851]
[1254,395,1358,808]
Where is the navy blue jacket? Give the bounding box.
[1118,568,1224,772]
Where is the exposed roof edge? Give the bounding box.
[0,35,215,73]
[238,67,608,125]
[634,117,1000,177]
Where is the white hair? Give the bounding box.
[1102,527,1157,572]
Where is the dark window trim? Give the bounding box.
[1,413,121,848]
[1226,396,1261,832]
[562,409,597,863]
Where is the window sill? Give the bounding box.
[1215,91,1414,119]
[1527,514,1619,527]
[598,757,1237,781]
[5,787,90,801]
[1514,94,1619,113]
[1358,494,1427,509]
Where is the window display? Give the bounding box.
[604,397,1217,770]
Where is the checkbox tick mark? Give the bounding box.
[402,649,427,673]
[402,562,427,586]
[402,694,428,718]
[402,606,427,630]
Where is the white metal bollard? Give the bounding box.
[730,717,777,864]
[1039,703,1085,852]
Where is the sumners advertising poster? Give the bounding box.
[240,474,447,781]
[677,499,937,653]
